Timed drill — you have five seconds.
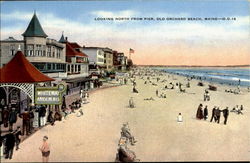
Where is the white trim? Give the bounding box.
[0,83,34,104]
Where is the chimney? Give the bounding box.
[65,37,68,41]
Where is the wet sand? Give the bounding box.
[3,70,250,162]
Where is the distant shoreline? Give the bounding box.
[152,67,250,88]
[136,65,250,68]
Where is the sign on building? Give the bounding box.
[35,84,66,105]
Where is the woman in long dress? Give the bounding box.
[196,104,204,119]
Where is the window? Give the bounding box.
[52,46,55,57]
[43,45,46,57]
[55,48,57,58]
[10,44,15,56]
[47,63,51,70]
[56,48,61,58]
[71,65,74,73]
[36,44,42,56]
[33,63,45,71]
[78,65,81,72]
[67,65,70,72]
[27,45,34,56]
[98,58,104,63]
[47,46,51,57]
[98,50,103,56]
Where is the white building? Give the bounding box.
[82,47,106,74]
[0,13,66,81]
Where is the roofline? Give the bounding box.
[66,55,88,57]
[83,47,104,50]
[83,47,112,50]
[0,40,24,42]
[22,35,48,38]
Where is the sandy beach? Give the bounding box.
[3,68,250,162]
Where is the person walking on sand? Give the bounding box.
[203,106,208,120]
[156,89,158,97]
[222,107,229,125]
[39,136,50,162]
[210,106,216,122]
[215,107,221,124]
[196,104,203,120]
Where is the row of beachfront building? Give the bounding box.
[0,12,133,92]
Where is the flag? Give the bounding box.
[129,48,134,53]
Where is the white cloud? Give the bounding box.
[91,10,138,18]
[232,16,250,27]
[1,11,33,21]
[1,10,249,48]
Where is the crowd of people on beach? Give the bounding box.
[230,105,244,115]
[131,67,248,128]
[196,104,230,125]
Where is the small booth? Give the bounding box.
[0,50,55,133]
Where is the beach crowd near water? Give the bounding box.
[129,67,247,123]
[1,66,249,162]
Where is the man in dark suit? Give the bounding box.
[222,107,229,125]
[20,108,30,135]
[215,107,221,124]
[210,106,217,122]
[4,131,15,159]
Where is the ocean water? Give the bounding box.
[161,68,250,87]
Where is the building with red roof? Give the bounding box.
[59,34,91,91]
[0,12,67,81]
[0,50,54,83]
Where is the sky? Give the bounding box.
[1,0,250,66]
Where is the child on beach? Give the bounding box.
[39,136,50,163]
[177,113,183,122]
[129,97,135,108]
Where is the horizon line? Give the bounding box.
[135,64,250,67]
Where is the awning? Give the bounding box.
[63,77,92,83]
[0,50,54,83]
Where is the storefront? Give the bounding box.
[63,77,99,95]
[0,50,54,134]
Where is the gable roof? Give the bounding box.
[68,42,82,49]
[66,42,88,58]
[0,51,54,83]
[22,13,48,38]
